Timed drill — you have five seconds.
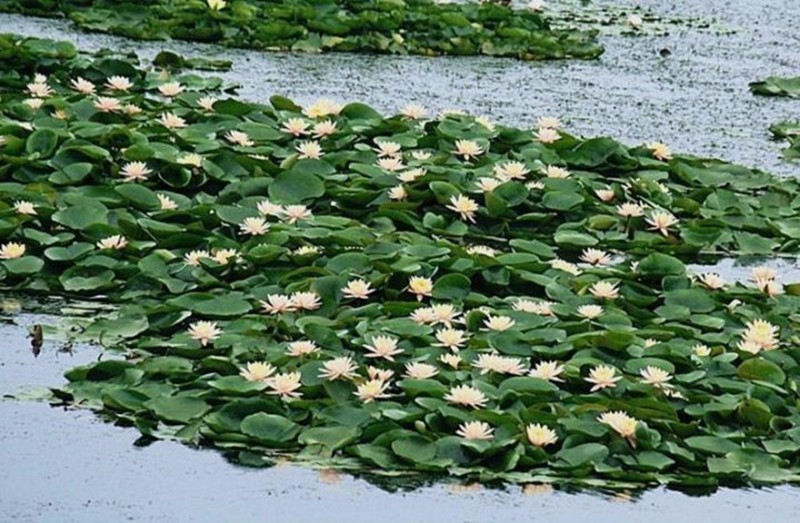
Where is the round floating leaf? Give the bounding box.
[391,436,437,464]
[737,358,786,385]
[145,395,210,423]
[268,169,325,203]
[240,413,300,444]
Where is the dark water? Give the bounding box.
[2,0,800,520]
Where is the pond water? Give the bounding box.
[2,0,800,520]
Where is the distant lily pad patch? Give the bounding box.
[2,34,800,489]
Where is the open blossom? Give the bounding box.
[239,361,275,382]
[578,304,604,319]
[239,217,270,235]
[70,77,95,95]
[388,185,408,200]
[24,98,44,109]
[212,249,238,264]
[434,328,469,350]
[266,372,303,398]
[445,385,488,409]
[297,140,323,159]
[595,187,615,202]
[319,357,358,381]
[439,353,462,369]
[616,202,646,217]
[639,366,673,388]
[123,103,141,115]
[483,315,516,331]
[589,281,619,300]
[493,161,529,181]
[257,200,284,217]
[367,366,394,382]
[535,128,560,143]
[120,161,152,182]
[457,421,493,440]
[404,362,439,380]
[454,139,484,160]
[401,103,427,119]
[586,365,622,391]
[750,266,776,282]
[474,353,526,375]
[0,242,26,260]
[526,424,558,447]
[364,335,402,361]
[397,168,426,183]
[13,201,36,215]
[293,245,321,256]
[646,211,679,236]
[537,116,561,129]
[580,248,612,265]
[197,96,217,111]
[408,276,433,300]
[303,99,341,118]
[755,278,783,297]
[94,96,122,112]
[375,140,401,157]
[738,319,779,353]
[159,112,187,129]
[188,321,222,346]
[446,194,479,223]
[184,250,210,266]
[646,141,672,161]
[429,303,461,327]
[355,379,391,403]
[550,258,581,275]
[377,157,405,171]
[157,194,178,210]
[598,411,638,438]
[542,165,570,179]
[693,344,711,357]
[105,76,133,91]
[475,177,502,193]
[342,279,374,299]
[286,340,319,357]
[27,82,53,98]
[207,0,227,11]
[282,118,310,136]
[529,361,565,382]
[411,150,432,161]
[514,299,553,315]
[312,120,337,137]
[260,294,297,314]
[225,130,254,147]
[178,153,203,167]
[282,204,312,224]
[698,272,725,290]
[158,82,184,97]
[291,291,321,310]
[96,235,128,250]
[466,245,496,257]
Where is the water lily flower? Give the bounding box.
[513,300,554,315]
[13,201,36,215]
[184,250,210,266]
[550,258,581,275]
[755,278,784,297]
[428,303,461,327]
[177,153,203,168]
[693,344,711,357]
[542,165,570,179]
[239,217,270,236]
[260,294,297,314]
[537,116,561,129]
[293,245,321,256]
[157,194,178,211]
[312,120,337,138]
[580,248,612,265]
[286,340,319,357]
[239,361,275,382]
[319,357,358,381]
[225,130,254,147]
[303,99,342,118]
[282,292,317,312]
[646,141,672,161]
[482,315,516,331]
[493,161,529,181]
[188,321,222,346]
[408,276,433,300]
[589,281,619,300]
[466,245,496,257]
[105,76,133,92]
[252,201,281,219]
[375,140,401,157]
[750,267,775,283]
[0,242,26,259]
[388,185,408,200]
[475,177,502,193]
[96,235,128,250]
[526,423,558,447]
[94,96,122,112]
[24,98,44,109]
[159,112,187,129]
[698,272,725,289]
[397,168,426,183]
[197,96,217,111]
[27,82,52,98]
[476,116,496,132]
[123,104,142,117]
[281,118,310,136]
[586,365,622,391]
[207,0,227,10]
[526,180,543,189]
[366,366,394,382]
[738,319,779,353]
[296,140,323,159]
[342,279,374,299]
[446,194,479,223]
[280,204,312,224]
[70,77,95,95]
[404,362,439,380]
[645,211,678,236]
[529,361,565,382]
[439,353,462,369]
[212,248,238,264]
[120,161,152,182]
[578,304,604,319]
[535,128,560,143]
[598,411,638,439]
[355,379,391,403]
[595,187,615,202]
[639,366,673,388]
[644,338,658,348]
[410,307,437,324]
[377,157,404,171]
[445,385,488,409]
[401,103,427,119]
[454,139,484,160]
[364,335,402,361]
[411,150,432,161]
[158,82,184,97]
[474,353,526,375]
[457,421,493,440]
[266,372,302,398]
[616,202,646,217]
[434,328,469,350]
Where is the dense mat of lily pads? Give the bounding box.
[2,35,800,489]
[0,0,603,60]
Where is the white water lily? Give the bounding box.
[94,96,122,112]
[355,379,391,403]
[475,115,495,131]
[24,98,44,109]
[550,258,581,276]
[475,177,502,193]
[529,361,565,382]
[616,202,646,217]
[212,248,237,265]
[375,140,402,157]
[297,140,323,159]
[473,353,526,375]
[598,411,638,439]
[589,281,619,300]
[342,279,374,299]
[639,366,673,389]
[537,116,561,129]
[595,187,616,202]
[411,150,432,161]
[188,321,222,346]
[281,204,312,224]
[239,217,270,236]
[96,235,128,250]
[578,304,604,319]
[646,141,672,161]
[738,319,779,353]
[586,365,622,391]
[312,120,337,138]
[239,361,275,382]
[257,200,284,217]
[445,385,488,409]
[183,250,210,266]
[376,157,405,172]
[482,315,515,331]
[159,112,187,129]
[303,99,342,118]
[197,96,217,111]
[408,276,433,300]
[693,344,711,357]
[400,103,427,119]
[207,0,227,10]
[120,161,152,182]
[158,82,184,97]
[404,362,439,380]
[454,139,484,160]
[397,168,426,183]
[466,245,496,257]
[457,421,493,440]
[319,356,358,381]
[446,194,479,222]
[13,201,36,215]
[366,366,394,382]
[364,335,402,361]
[27,82,52,98]
[286,340,319,357]
[750,266,777,281]
[177,153,203,168]
[225,130,254,147]
[513,299,554,315]
[542,165,570,179]
[698,272,725,290]
[434,328,469,350]
[260,294,297,314]
[70,77,95,95]
[755,278,784,297]
[0,242,26,260]
[526,423,558,447]
[388,185,408,200]
[493,161,529,181]
[535,128,560,143]
[266,372,303,398]
[157,194,178,211]
[439,353,462,369]
[282,117,310,136]
[580,248,612,265]
[105,76,133,91]
[290,291,321,311]
[646,211,678,236]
